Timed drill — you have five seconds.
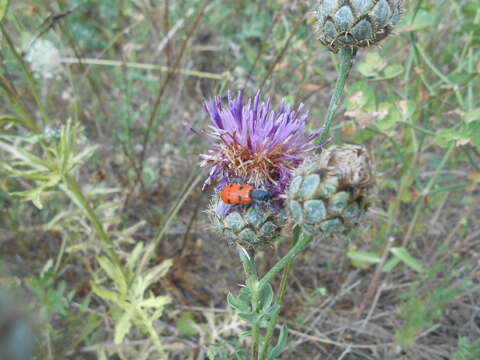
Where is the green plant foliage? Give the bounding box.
[396,267,472,348]
[176,312,205,337]
[452,337,480,360]
[91,243,171,347]
[0,0,9,21]
[0,121,95,208]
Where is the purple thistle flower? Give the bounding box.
[200,90,325,197]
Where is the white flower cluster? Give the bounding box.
[25,39,63,79]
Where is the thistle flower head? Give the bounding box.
[200,91,324,197]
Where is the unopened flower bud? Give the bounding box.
[288,144,376,234]
[209,198,286,249]
[315,0,403,52]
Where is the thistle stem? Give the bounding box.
[318,47,356,145]
[259,231,312,292]
[236,246,260,358]
[259,226,302,360]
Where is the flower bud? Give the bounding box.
[315,0,403,52]
[209,198,286,249]
[287,145,376,234]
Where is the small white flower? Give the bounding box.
[25,39,63,79]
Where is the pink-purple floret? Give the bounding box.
[201,90,325,197]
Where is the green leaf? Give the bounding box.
[127,241,144,271]
[144,258,172,287]
[264,303,280,317]
[390,247,425,273]
[357,52,385,78]
[238,312,261,324]
[405,9,435,31]
[447,71,477,85]
[139,295,170,308]
[97,256,128,294]
[269,325,288,359]
[434,128,457,148]
[376,102,401,131]
[0,0,10,21]
[347,250,381,267]
[207,348,219,360]
[0,115,24,127]
[114,308,134,344]
[258,283,274,311]
[345,81,376,111]
[12,186,51,209]
[464,109,480,123]
[434,121,480,150]
[382,256,401,272]
[464,121,480,150]
[176,312,200,337]
[90,282,119,302]
[382,64,404,79]
[227,292,250,312]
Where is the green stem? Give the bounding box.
[63,174,121,267]
[259,226,302,360]
[0,24,51,125]
[259,231,312,292]
[236,246,260,358]
[318,47,356,145]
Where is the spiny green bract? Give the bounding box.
[287,145,376,235]
[315,0,403,52]
[210,199,287,249]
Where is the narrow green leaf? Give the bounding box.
[381,256,401,272]
[390,247,425,273]
[90,282,119,302]
[347,250,381,266]
[269,325,288,359]
[447,71,477,85]
[0,115,24,127]
[144,259,172,287]
[0,0,10,21]
[114,308,134,344]
[97,256,128,294]
[127,242,144,271]
[140,295,171,308]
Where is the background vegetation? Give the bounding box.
[1,0,479,359]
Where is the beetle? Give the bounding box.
[220,183,272,205]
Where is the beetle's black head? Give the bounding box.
[250,189,272,201]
